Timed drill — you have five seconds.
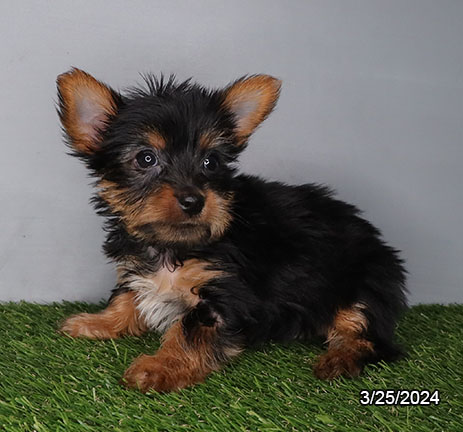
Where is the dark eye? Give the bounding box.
[136,150,158,168]
[203,155,218,171]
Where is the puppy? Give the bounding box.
[57,69,407,392]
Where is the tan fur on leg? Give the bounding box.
[313,303,374,380]
[60,291,147,339]
[122,320,240,392]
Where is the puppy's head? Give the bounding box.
[57,68,281,246]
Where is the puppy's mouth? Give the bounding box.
[169,222,211,236]
[136,221,212,245]
[176,221,205,228]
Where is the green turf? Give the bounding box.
[0,303,461,432]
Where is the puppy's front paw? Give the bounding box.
[122,354,199,393]
[60,313,115,339]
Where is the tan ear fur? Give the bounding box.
[57,68,118,154]
[222,75,281,145]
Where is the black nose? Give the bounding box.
[177,193,205,216]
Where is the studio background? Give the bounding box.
[0,0,462,304]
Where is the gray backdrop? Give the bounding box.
[1,0,462,304]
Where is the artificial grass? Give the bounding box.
[0,303,461,432]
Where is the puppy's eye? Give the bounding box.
[203,155,218,171]
[136,150,158,168]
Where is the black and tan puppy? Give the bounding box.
[57,69,406,392]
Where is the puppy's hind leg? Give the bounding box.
[60,291,147,339]
[313,303,374,380]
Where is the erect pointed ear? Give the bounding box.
[57,68,121,154]
[222,75,281,146]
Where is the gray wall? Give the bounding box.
[1,0,462,304]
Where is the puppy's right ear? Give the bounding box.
[57,68,121,154]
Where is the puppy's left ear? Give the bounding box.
[57,68,121,155]
[222,75,281,146]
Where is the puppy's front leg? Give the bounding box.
[122,313,241,393]
[60,291,146,339]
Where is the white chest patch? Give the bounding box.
[122,259,220,334]
[125,267,190,333]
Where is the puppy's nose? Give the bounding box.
[177,193,205,216]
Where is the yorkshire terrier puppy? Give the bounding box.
[57,68,406,393]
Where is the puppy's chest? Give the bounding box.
[120,259,221,333]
